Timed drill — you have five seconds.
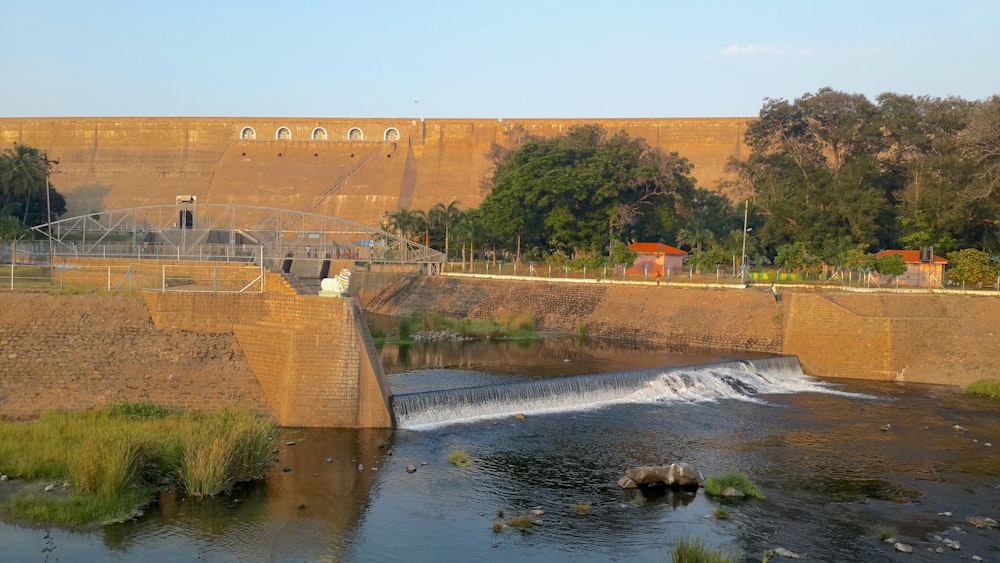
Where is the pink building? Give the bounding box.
[626,243,688,277]
[875,249,948,288]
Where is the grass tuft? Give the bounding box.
[448,449,471,467]
[966,379,1000,398]
[874,524,897,541]
[703,472,765,499]
[714,506,730,519]
[572,501,592,516]
[507,513,534,530]
[671,536,740,563]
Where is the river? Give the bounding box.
[2,339,998,562]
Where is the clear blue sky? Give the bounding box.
[4,0,998,118]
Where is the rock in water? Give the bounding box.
[894,542,913,553]
[617,476,637,489]
[406,465,416,473]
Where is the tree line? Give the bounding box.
[388,88,1000,285]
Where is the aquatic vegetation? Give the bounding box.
[966,378,1000,398]
[875,524,897,541]
[703,473,765,499]
[506,513,534,530]
[448,449,471,467]
[713,506,730,519]
[671,536,740,563]
[572,501,592,516]
[391,311,540,342]
[0,403,276,525]
[492,520,504,532]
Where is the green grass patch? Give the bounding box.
[966,379,1000,398]
[713,506,730,519]
[671,536,740,563]
[8,489,152,526]
[389,311,540,342]
[0,403,276,525]
[703,472,765,499]
[448,449,471,467]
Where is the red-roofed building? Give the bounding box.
[875,249,949,288]
[626,242,688,277]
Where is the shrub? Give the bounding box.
[703,472,765,499]
[966,379,1000,398]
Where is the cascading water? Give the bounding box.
[390,356,858,429]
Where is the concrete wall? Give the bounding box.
[365,275,1000,387]
[0,117,751,226]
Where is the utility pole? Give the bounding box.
[740,199,749,282]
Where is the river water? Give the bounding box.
[2,339,999,562]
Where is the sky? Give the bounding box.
[4,0,999,119]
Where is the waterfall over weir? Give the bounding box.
[391,356,836,429]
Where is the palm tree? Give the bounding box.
[0,143,46,225]
[429,201,463,261]
[387,209,428,242]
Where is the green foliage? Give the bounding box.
[687,246,727,273]
[966,379,1000,398]
[671,536,740,563]
[106,401,173,420]
[572,501,592,516]
[480,125,706,257]
[774,242,820,273]
[366,318,386,340]
[947,248,995,285]
[875,254,907,276]
[703,472,765,499]
[0,143,68,228]
[609,241,638,268]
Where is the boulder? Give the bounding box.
[622,462,703,489]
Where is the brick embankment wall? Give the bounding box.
[364,276,784,353]
[0,293,267,420]
[1,264,393,427]
[783,292,1000,386]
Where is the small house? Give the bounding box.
[875,249,948,288]
[626,242,688,277]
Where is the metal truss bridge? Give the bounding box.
[29,204,445,269]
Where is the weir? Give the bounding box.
[390,356,836,428]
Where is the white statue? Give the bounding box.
[320,268,352,297]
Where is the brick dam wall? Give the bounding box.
[0,117,751,226]
[366,276,1000,387]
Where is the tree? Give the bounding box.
[428,201,463,259]
[0,143,67,229]
[479,125,701,257]
[733,89,898,257]
[609,242,638,269]
[946,248,995,286]
[387,208,428,242]
[875,254,907,286]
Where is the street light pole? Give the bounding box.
[42,152,58,283]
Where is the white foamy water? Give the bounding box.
[391,357,871,429]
